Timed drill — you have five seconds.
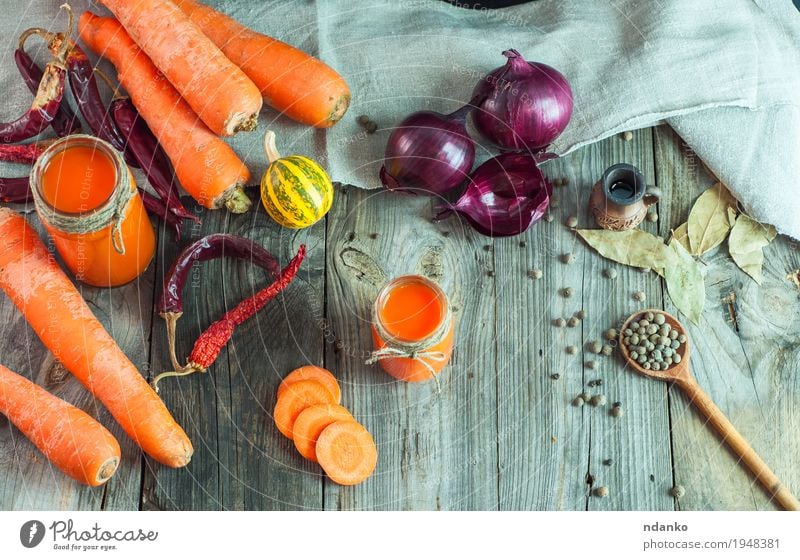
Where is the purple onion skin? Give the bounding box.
[435,153,551,237]
[380,107,475,196]
[473,49,573,153]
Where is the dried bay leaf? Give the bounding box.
[727,206,738,227]
[728,214,777,284]
[665,239,705,325]
[687,182,737,255]
[577,229,672,276]
[670,222,691,254]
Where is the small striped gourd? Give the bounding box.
[260,131,333,228]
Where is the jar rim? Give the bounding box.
[30,134,122,221]
[373,275,451,346]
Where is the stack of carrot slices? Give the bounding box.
[274,366,377,486]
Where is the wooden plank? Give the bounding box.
[221,204,327,511]
[497,130,673,510]
[0,210,152,510]
[142,204,228,510]
[654,125,800,510]
[323,186,499,510]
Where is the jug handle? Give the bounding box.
[643,185,661,207]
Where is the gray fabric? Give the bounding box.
[2,0,798,238]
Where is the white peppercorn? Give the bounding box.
[594,486,609,497]
[604,268,618,279]
[566,216,578,228]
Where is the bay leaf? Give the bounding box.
[670,222,691,254]
[728,214,777,284]
[577,228,673,276]
[687,182,737,255]
[727,206,738,227]
[665,239,705,325]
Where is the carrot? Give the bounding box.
[173,0,350,128]
[273,380,336,439]
[292,404,353,462]
[316,421,377,486]
[278,365,341,404]
[78,13,251,213]
[97,0,262,136]
[0,208,193,468]
[0,363,120,486]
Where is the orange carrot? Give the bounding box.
[273,380,336,439]
[97,0,262,136]
[173,0,350,128]
[0,363,120,486]
[278,365,341,404]
[78,12,251,213]
[316,421,377,486]
[0,208,193,468]
[292,404,353,462]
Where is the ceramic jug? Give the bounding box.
[588,163,660,231]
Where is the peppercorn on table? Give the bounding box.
[0,125,798,511]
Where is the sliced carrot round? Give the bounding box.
[274,380,336,439]
[292,404,353,462]
[316,421,377,486]
[278,365,341,404]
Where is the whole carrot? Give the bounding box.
[174,0,350,128]
[0,208,193,468]
[98,0,262,137]
[78,13,251,213]
[0,363,120,486]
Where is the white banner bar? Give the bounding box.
[1,511,797,559]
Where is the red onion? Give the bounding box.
[435,153,551,237]
[473,49,573,153]
[380,104,475,195]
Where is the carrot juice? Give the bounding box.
[30,135,155,287]
[370,275,454,382]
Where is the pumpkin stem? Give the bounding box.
[263,130,282,164]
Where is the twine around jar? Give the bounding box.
[30,135,134,255]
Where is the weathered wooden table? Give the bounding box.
[1,125,798,510]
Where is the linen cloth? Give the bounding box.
[2,0,798,238]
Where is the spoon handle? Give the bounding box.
[677,377,799,511]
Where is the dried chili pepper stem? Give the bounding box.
[152,245,306,392]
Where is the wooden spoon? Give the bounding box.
[619,309,799,511]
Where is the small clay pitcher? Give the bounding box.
[588,164,660,231]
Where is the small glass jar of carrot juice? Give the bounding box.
[30,135,155,287]
[369,275,454,382]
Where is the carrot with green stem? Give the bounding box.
[0,363,121,486]
[0,208,193,468]
[173,0,350,128]
[97,0,262,136]
[78,12,251,212]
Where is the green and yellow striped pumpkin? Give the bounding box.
[260,131,334,228]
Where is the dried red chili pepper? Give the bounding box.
[14,48,81,137]
[20,7,138,167]
[152,244,306,392]
[0,62,65,144]
[157,233,281,370]
[0,177,33,203]
[0,141,52,165]
[110,95,199,224]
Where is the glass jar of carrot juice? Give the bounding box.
[369,275,455,382]
[30,135,155,287]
